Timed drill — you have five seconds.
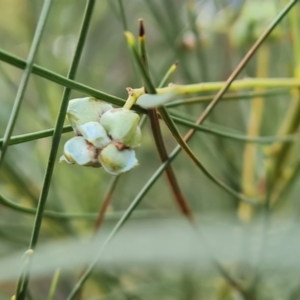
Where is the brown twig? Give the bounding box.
[139,19,195,224]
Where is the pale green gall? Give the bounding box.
[99,143,138,175]
[78,121,111,148]
[60,136,100,167]
[100,108,142,148]
[67,97,112,134]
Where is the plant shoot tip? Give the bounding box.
[139,19,145,37]
[25,249,34,255]
[124,31,136,46]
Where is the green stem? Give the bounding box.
[0,190,173,220]
[159,62,178,88]
[117,0,127,31]
[30,0,95,247]
[0,192,96,220]
[171,114,296,144]
[0,126,72,147]
[14,250,34,300]
[0,49,128,108]
[47,269,60,300]
[138,62,179,135]
[156,78,300,95]
[0,0,52,167]
[16,1,96,299]
[165,89,289,107]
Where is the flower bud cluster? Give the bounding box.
[60,97,141,175]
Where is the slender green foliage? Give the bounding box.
[125,31,256,203]
[0,49,128,108]
[47,269,60,300]
[15,1,97,299]
[0,1,299,299]
[0,0,52,167]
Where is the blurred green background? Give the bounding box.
[1,0,300,299]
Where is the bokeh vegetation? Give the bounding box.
[1,0,300,299]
